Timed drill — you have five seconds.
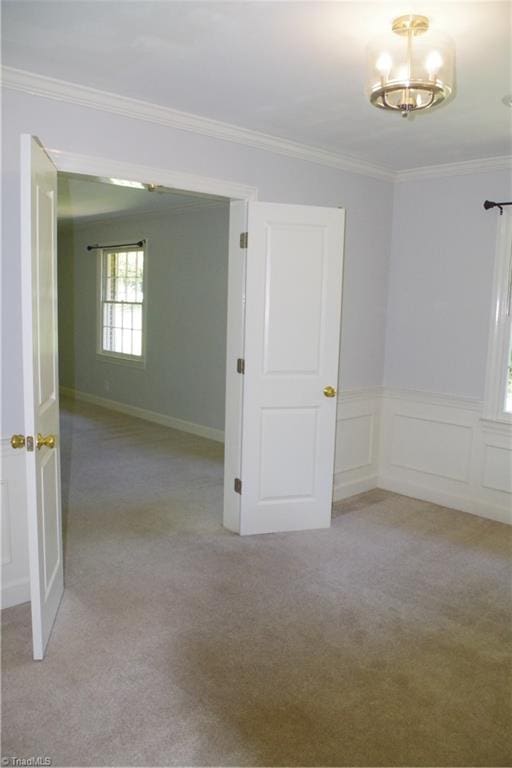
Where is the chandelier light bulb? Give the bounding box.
[367,14,454,117]
[376,52,393,76]
[426,50,443,76]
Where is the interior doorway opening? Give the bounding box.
[20,137,344,660]
[56,172,235,551]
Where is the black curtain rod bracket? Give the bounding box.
[483,200,512,216]
[86,239,145,252]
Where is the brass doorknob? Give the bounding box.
[10,434,26,449]
[323,386,337,398]
[37,433,56,450]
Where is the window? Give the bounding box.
[98,245,145,362]
[484,214,512,421]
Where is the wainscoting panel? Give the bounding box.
[390,414,473,483]
[333,389,380,501]
[483,445,512,494]
[379,390,512,525]
[1,441,30,608]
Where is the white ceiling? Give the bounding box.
[58,173,227,221]
[3,1,511,170]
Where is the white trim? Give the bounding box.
[0,438,15,454]
[333,474,379,502]
[395,156,512,182]
[338,386,382,404]
[49,148,259,202]
[2,66,391,181]
[3,67,511,182]
[483,213,512,423]
[381,386,483,412]
[1,577,31,609]
[60,387,225,443]
[52,144,251,534]
[480,417,512,436]
[378,475,512,526]
[223,200,248,533]
[379,387,512,526]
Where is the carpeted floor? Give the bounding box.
[2,398,511,767]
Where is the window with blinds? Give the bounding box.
[99,246,145,360]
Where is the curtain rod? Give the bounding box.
[483,200,512,216]
[86,240,145,251]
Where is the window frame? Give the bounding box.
[483,214,512,424]
[96,241,147,368]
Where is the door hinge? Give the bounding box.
[239,232,248,249]
[236,358,245,374]
[234,478,242,495]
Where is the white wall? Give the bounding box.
[368,168,512,526]
[384,168,512,399]
[58,203,230,433]
[1,87,394,441]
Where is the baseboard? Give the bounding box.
[60,387,225,443]
[378,475,512,526]
[333,474,379,502]
[1,578,30,610]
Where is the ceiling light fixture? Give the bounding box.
[367,14,454,118]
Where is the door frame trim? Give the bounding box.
[48,148,258,201]
[48,145,259,535]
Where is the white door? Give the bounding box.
[19,135,63,659]
[239,202,345,535]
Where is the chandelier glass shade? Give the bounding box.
[367,14,454,117]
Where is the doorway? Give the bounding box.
[56,172,233,560]
[19,137,345,658]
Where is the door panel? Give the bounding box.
[259,407,318,500]
[264,226,325,374]
[21,135,63,659]
[40,449,60,597]
[240,202,345,535]
[36,185,58,406]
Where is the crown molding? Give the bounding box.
[395,155,512,182]
[1,66,393,182]
[3,66,510,185]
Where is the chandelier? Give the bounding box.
[367,14,454,117]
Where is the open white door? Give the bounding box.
[19,135,63,659]
[239,202,345,535]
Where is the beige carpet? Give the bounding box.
[2,398,511,767]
